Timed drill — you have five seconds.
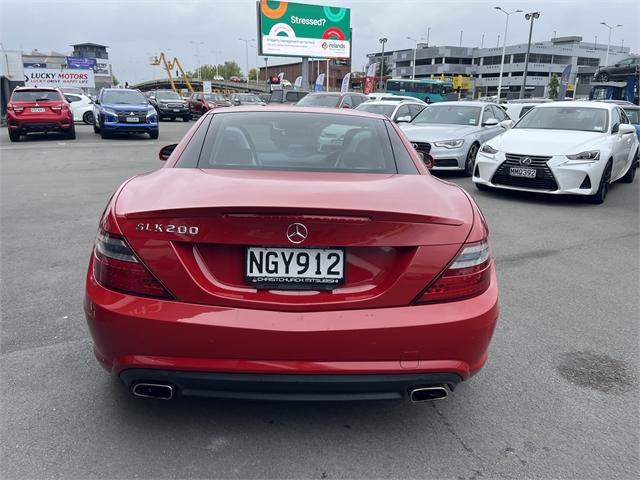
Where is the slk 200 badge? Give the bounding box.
[136,223,199,235]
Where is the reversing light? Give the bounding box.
[416,240,492,304]
[93,230,172,299]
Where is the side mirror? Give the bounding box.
[618,124,635,135]
[94,99,100,105]
[395,116,412,123]
[233,99,241,105]
[149,96,156,100]
[159,144,177,161]
[482,118,499,127]
[341,104,351,109]
[498,119,513,129]
[417,151,435,169]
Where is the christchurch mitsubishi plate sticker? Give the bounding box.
[259,0,351,58]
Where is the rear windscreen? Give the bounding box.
[192,111,401,174]
[12,90,61,101]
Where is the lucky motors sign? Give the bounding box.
[24,68,95,88]
[258,0,350,59]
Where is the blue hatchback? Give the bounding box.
[93,88,158,139]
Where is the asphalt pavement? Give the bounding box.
[1,121,638,479]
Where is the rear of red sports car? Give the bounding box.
[84,107,498,402]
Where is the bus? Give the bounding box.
[385,78,454,103]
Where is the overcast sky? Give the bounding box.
[1,0,638,83]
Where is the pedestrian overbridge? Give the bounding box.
[131,78,268,94]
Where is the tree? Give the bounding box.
[548,73,559,100]
[111,74,119,86]
[377,62,392,78]
[248,68,259,81]
[188,61,243,81]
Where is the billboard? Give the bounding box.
[66,57,97,70]
[258,0,350,59]
[23,68,95,88]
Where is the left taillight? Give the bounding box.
[415,240,492,304]
[7,104,24,113]
[92,229,172,299]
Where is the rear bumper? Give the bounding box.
[7,119,73,133]
[120,369,462,401]
[84,265,499,385]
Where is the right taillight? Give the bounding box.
[93,230,172,299]
[416,240,492,304]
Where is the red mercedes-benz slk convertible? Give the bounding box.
[84,106,499,402]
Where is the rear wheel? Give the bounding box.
[587,161,612,204]
[83,111,94,125]
[8,130,20,142]
[65,126,76,140]
[463,143,479,177]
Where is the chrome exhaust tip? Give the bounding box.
[409,386,448,402]
[132,383,174,400]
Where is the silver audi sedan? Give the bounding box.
[398,101,512,176]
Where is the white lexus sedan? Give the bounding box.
[473,102,639,204]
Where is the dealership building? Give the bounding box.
[367,36,632,98]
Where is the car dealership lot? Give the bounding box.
[1,123,638,479]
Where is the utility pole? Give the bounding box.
[238,37,255,89]
[426,27,431,47]
[459,30,463,47]
[481,33,485,48]
[519,11,541,99]
[495,7,522,103]
[407,36,424,80]
[600,22,622,67]
[378,37,387,91]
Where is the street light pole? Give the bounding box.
[378,37,387,91]
[426,27,430,46]
[600,22,622,66]
[495,7,523,103]
[264,57,268,87]
[459,30,463,47]
[238,38,255,89]
[519,11,541,99]
[190,41,204,81]
[407,36,424,80]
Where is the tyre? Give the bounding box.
[149,129,159,140]
[619,158,637,184]
[169,117,175,121]
[8,130,20,142]
[587,161,612,204]
[83,111,94,125]
[596,72,610,82]
[66,126,76,140]
[463,143,479,177]
[183,115,191,122]
[100,129,111,139]
[475,182,491,192]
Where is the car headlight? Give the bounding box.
[433,139,464,149]
[565,151,600,162]
[146,107,157,117]
[479,144,498,156]
[102,107,117,117]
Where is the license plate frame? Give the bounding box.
[30,107,45,113]
[245,246,345,290]
[172,108,180,112]
[509,167,537,178]
[125,117,140,123]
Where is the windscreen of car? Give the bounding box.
[411,105,482,126]
[155,91,181,100]
[193,112,399,173]
[203,94,226,102]
[12,90,61,101]
[236,95,262,103]
[623,108,639,124]
[101,90,147,104]
[296,94,340,107]
[515,107,609,132]
[355,103,396,118]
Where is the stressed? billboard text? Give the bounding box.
[258,0,350,59]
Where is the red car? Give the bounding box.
[6,87,75,142]
[187,92,231,115]
[84,107,499,402]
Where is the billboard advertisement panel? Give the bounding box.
[258,0,350,59]
[23,68,95,88]
[66,57,97,70]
